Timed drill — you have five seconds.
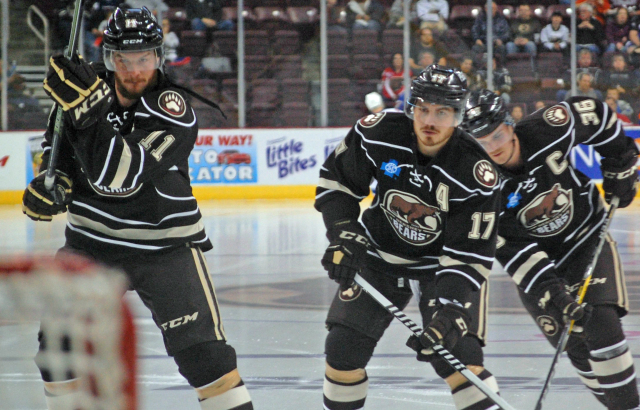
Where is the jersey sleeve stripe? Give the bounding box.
[433,165,497,196]
[523,264,555,293]
[318,178,367,199]
[110,139,133,189]
[129,145,145,188]
[440,255,491,279]
[591,123,622,147]
[436,268,481,290]
[155,187,195,201]
[95,136,116,186]
[141,98,197,127]
[503,242,537,271]
[66,222,169,250]
[606,112,618,130]
[68,212,205,240]
[511,251,551,285]
[582,102,609,144]
[442,245,495,263]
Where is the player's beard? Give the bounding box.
[115,71,158,101]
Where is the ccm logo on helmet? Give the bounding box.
[123,39,144,44]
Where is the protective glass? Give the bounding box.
[475,123,514,153]
[406,98,460,126]
[103,47,164,72]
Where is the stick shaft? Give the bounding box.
[353,273,517,410]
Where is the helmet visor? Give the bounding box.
[103,47,164,72]
[475,123,513,153]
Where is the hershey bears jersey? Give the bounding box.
[315,112,501,291]
[495,97,638,294]
[40,67,212,254]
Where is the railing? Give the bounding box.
[26,5,49,67]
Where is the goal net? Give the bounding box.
[0,254,136,410]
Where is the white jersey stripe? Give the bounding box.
[141,98,197,127]
[583,102,609,144]
[66,222,169,250]
[318,178,367,199]
[504,242,538,272]
[435,268,481,289]
[129,145,145,189]
[95,137,116,186]
[442,245,495,263]
[155,187,195,201]
[71,200,200,226]
[68,213,205,240]
[432,165,497,196]
[356,123,413,153]
[109,139,133,189]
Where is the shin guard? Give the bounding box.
[323,362,369,410]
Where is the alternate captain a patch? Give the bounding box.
[159,91,186,118]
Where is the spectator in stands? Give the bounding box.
[85,1,125,62]
[564,72,604,100]
[510,105,524,123]
[577,0,611,25]
[576,3,607,55]
[417,51,436,69]
[365,91,403,113]
[541,11,570,62]
[475,56,513,104]
[124,0,168,21]
[506,4,541,59]
[381,53,412,103]
[416,0,449,34]
[598,52,640,97]
[409,27,448,70]
[471,1,510,64]
[0,59,41,114]
[162,18,180,63]
[460,56,478,90]
[387,0,418,29]
[626,14,640,66]
[606,7,633,53]
[534,100,546,111]
[346,0,385,33]
[327,0,349,32]
[606,86,635,119]
[556,49,602,100]
[186,0,234,32]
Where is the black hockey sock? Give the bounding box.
[450,369,500,410]
[589,340,639,410]
[323,364,368,410]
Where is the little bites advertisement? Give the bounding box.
[189,132,257,184]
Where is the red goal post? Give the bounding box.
[0,254,136,410]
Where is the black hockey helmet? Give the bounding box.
[460,89,513,139]
[102,6,164,72]
[404,64,469,122]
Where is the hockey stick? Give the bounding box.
[353,273,518,410]
[44,0,84,204]
[534,196,620,410]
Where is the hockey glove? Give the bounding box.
[22,170,73,222]
[536,279,593,331]
[321,219,372,290]
[43,54,113,129]
[600,152,639,209]
[406,303,470,362]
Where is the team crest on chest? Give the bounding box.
[543,105,570,126]
[381,190,442,246]
[159,91,186,118]
[473,160,498,188]
[517,183,573,237]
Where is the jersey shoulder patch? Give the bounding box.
[358,112,386,128]
[473,159,498,188]
[139,87,195,126]
[542,104,570,127]
[158,90,187,118]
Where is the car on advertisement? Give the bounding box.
[217,149,251,165]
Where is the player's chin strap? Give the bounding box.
[353,273,518,410]
[534,196,620,410]
[165,78,227,119]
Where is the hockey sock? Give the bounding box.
[450,369,500,410]
[43,379,82,410]
[323,362,369,410]
[574,366,608,406]
[196,369,253,410]
[589,340,639,410]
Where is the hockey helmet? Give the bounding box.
[102,7,164,72]
[461,89,515,152]
[405,64,469,123]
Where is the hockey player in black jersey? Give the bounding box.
[315,65,505,410]
[461,89,640,410]
[21,7,253,410]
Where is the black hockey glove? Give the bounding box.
[43,54,113,129]
[536,279,593,331]
[321,219,372,290]
[406,303,470,362]
[22,170,73,222]
[600,152,639,209]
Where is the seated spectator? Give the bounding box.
[510,105,524,123]
[387,0,418,29]
[346,0,385,33]
[186,0,233,32]
[471,1,510,64]
[606,86,634,119]
[506,4,541,59]
[541,11,570,63]
[598,52,640,97]
[626,14,640,65]
[381,53,412,103]
[564,72,604,100]
[556,49,602,100]
[409,27,448,70]
[606,7,633,53]
[327,0,348,32]
[416,0,449,34]
[460,56,477,90]
[534,100,546,111]
[475,56,512,104]
[162,18,180,63]
[576,3,607,55]
[0,59,41,113]
[416,51,436,69]
[577,0,611,25]
[606,96,634,124]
